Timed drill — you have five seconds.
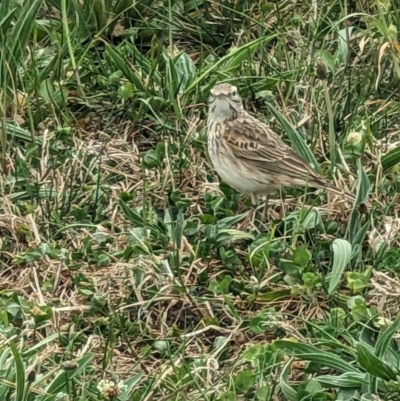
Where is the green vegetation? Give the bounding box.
[1,0,400,400]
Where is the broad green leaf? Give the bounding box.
[375,315,400,360]
[315,372,368,388]
[2,122,39,143]
[174,209,185,250]
[164,53,182,119]
[381,145,400,172]
[348,159,370,245]
[354,158,370,204]
[336,27,353,64]
[118,82,134,99]
[273,340,360,373]
[256,386,271,401]
[0,0,12,17]
[183,34,278,96]
[217,211,252,228]
[293,245,311,267]
[234,370,255,394]
[356,342,398,381]
[42,353,95,396]
[119,200,144,226]
[253,290,292,302]
[174,51,196,92]
[279,358,297,401]
[242,344,264,362]
[0,346,12,368]
[217,228,255,242]
[10,342,25,401]
[328,239,352,295]
[351,221,371,250]
[142,149,161,168]
[299,209,324,230]
[284,209,325,233]
[305,380,323,394]
[119,373,145,401]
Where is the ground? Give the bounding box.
[1,1,400,401]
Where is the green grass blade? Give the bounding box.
[0,7,18,33]
[42,353,95,396]
[105,43,146,91]
[8,0,43,70]
[183,34,278,96]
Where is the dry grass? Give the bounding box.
[2,1,400,400]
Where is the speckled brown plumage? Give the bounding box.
[206,83,354,225]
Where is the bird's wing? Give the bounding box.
[224,112,325,186]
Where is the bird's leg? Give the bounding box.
[260,195,270,223]
[238,194,258,230]
[279,191,286,219]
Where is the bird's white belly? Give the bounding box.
[209,144,265,195]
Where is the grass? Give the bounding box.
[1,0,400,400]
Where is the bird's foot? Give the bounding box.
[237,207,256,231]
[260,196,270,223]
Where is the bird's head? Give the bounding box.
[208,83,243,120]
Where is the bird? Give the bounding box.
[206,82,355,228]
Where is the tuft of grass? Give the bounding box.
[1,1,400,400]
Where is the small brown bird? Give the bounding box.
[206,83,354,227]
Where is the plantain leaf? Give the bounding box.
[328,239,352,295]
[10,342,25,401]
[315,372,368,388]
[375,315,400,360]
[356,342,399,381]
[381,145,400,172]
[273,340,360,373]
[174,51,196,93]
[43,354,95,396]
[348,159,370,246]
[354,157,370,204]
[279,358,297,401]
[336,27,353,64]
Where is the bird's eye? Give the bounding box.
[231,91,238,97]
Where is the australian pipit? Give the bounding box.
[206,83,354,228]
